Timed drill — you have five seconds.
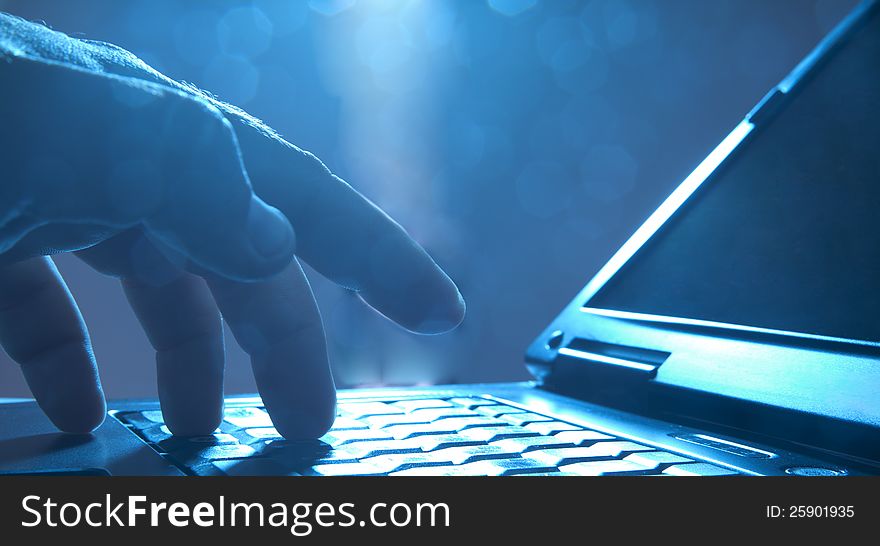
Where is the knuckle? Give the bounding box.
[161,95,236,155]
[157,94,248,197]
[148,93,251,218]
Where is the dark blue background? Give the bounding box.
[0,0,857,398]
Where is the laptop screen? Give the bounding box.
[586,6,880,343]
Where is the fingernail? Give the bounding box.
[410,288,467,335]
[246,199,295,260]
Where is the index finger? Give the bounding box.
[235,125,466,334]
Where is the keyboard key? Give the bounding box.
[662,463,739,476]
[474,405,527,417]
[321,428,394,446]
[355,453,445,473]
[330,417,370,430]
[286,450,361,466]
[217,421,242,434]
[383,423,461,440]
[458,426,539,443]
[224,407,273,428]
[115,411,156,429]
[433,416,510,429]
[141,410,165,423]
[167,444,257,467]
[333,438,427,459]
[402,407,480,421]
[184,444,258,460]
[309,462,389,476]
[393,399,455,412]
[389,466,470,476]
[157,433,238,452]
[515,471,585,476]
[553,430,616,445]
[426,445,516,465]
[361,413,433,429]
[363,453,485,474]
[138,425,173,444]
[559,459,655,476]
[260,439,334,460]
[448,397,497,409]
[411,434,485,451]
[324,433,483,458]
[240,427,283,441]
[184,433,238,444]
[490,436,576,453]
[393,458,555,476]
[624,451,695,468]
[213,459,300,476]
[189,464,226,476]
[523,442,654,466]
[524,422,583,435]
[385,417,507,439]
[354,444,523,474]
[498,412,555,426]
[338,402,404,419]
[427,445,517,464]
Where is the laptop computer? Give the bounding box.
[1,0,878,477]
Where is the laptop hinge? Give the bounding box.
[549,338,669,381]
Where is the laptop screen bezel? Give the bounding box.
[578,0,880,352]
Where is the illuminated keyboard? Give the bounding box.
[114,396,740,476]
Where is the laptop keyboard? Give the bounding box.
[113,396,740,476]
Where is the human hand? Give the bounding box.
[0,13,465,438]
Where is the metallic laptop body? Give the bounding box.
[1,1,878,477]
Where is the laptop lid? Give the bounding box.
[526,0,880,457]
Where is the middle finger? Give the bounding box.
[206,259,336,439]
